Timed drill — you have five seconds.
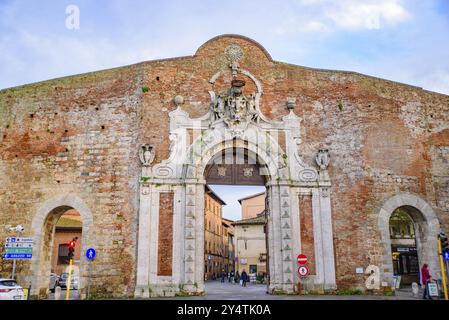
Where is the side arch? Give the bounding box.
[378,193,440,286]
[30,194,94,298]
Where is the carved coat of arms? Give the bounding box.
[211,79,259,129]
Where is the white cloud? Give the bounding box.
[0,28,167,89]
[329,1,410,30]
[297,0,411,31]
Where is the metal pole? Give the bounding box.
[87,262,91,300]
[66,258,73,300]
[438,238,448,300]
[11,230,20,280]
[11,259,16,279]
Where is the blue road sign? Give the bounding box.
[86,248,96,261]
[443,251,449,261]
[4,253,32,259]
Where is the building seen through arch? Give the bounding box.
[389,207,419,285]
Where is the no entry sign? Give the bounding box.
[298,266,309,277]
[297,254,308,265]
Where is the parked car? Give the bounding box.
[49,273,59,292]
[0,279,24,300]
[58,273,78,290]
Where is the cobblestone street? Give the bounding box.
[150,281,422,300]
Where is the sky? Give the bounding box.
[1,1,447,220]
[0,0,448,94]
[208,185,266,221]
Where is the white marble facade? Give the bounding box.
[134,58,336,297]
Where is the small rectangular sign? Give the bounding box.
[356,267,364,274]
[3,253,32,259]
[428,283,439,297]
[5,243,33,248]
[6,237,34,243]
[5,248,33,254]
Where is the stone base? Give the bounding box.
[134,284,205,298]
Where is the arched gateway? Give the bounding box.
[134,61,337,297]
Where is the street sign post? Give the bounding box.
[86,248,96,261]
[3,253,32,259]
[297,254,308,265]
[85,248,96,300]
[296,254,309,296]
[6,237,34,243]
[298,266,310,277]
[4,236,34,279]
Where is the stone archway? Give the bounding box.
[30,194,93,299]
[134,55,337,297]
[378,193,440,286]
[184,139,280,295]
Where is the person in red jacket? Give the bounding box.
[421,264,432,299]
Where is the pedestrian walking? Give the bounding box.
[221,269,225,283]
[241,269,248,287]
[421,264,432,299]
[229,270,234,283]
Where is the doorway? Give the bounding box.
[389,207,420,286]
[202,147,269,296]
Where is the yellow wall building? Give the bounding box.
[204,185,226,280]
[222,218,235,274]
[238,192,266,220]
[234,192,267,278]
[233,214,267,277]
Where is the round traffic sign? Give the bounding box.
[298,265,309,277]
[297,254,308,265]
[86,248,96,261]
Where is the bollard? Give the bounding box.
[412,282,419,298]
[55,286,62,300]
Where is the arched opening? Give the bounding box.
[50,209,83,296]
[36,206,83,299]
[389,207,420,286]
[379,194,440,289]
[202,146,270,297]
[30,194,93,299]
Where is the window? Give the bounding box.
[58,244,70,264]
[389,208,415,239]
[249,265,257,274]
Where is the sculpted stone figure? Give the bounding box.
[315,149,330,170]
[139,144,155,166]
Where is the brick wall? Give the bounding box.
[299,194,315,275]
[157,192,174,276]
[0,34,448,294]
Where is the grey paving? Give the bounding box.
[151,280,422,300]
